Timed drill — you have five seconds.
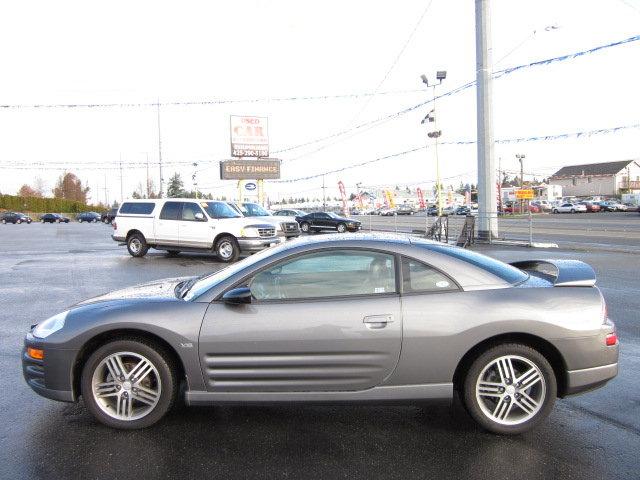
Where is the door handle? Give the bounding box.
[363,315,393,329]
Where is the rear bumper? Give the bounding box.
[237,237,282,253]
[112,234,126,242]
[565,362,618,396]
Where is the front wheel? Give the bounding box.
[78,219,83,223]
[81,339,178,429]
[336,223,347,233]
[300,222,310,233]
[127,233,149,257]
[462,343,556,435]
[552,209,558,214]
[570,209,575,214]
[1,219,5,224]
[215,235,239,263]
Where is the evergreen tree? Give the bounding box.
[167,173,185,198]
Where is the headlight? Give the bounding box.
[33,311,68,338]
[240,227,260,237]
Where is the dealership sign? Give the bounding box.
[220,159,281,180]
[230,116,269,157]
[245,182,257,191]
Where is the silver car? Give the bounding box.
[22,235,618,434]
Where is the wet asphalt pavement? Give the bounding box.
[0,223,638,479]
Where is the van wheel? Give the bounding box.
[127,233,149,257]
[215,235,239,263]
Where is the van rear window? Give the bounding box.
[119,202,155,215]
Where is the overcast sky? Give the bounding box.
[0,0,639,205]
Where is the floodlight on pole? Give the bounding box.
[420,72,446,216]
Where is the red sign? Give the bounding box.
[338,181,348,217]
[230,116,269,157]
[416,187,425,209]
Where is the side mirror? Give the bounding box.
[195,212,206,221]
[222,287,252,305]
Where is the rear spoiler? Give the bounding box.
[510,259,596,287]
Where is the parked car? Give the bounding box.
[111,199,281,262]
[40,213,70,223]
[579,201,602,213]
[379,208,397,216]
[531,200,552,212]
[227,202,301,240]
[396,204,415,215]
[1,212,32,224]
[101,208,118,224]
[273,209,308,218]
[295,211,361,233]
[598,201,627,212]
[22,235,618,433]
[76,212,101,223]
[552,203,587,214]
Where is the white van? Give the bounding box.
[111,198,282,262]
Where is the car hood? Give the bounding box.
[75,276,196,306]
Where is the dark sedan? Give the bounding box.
[76,212,101,223]
[101,208,118,224]
[40,213,70,223]
[295,211,361,233]
[1,212,32,224]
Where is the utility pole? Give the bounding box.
[157,98,164,198]
[119,154,124,203]
[497,156,502,213]
[475,0,498,239]
[322,175,326,209]
[192,162,199,199]
[145,153,150,197]
[517,153,526,213]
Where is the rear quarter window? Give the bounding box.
[418,243,529,285]
[119,202,156,215]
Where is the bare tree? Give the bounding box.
[53,172,90,203]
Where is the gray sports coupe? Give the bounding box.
[22,235,618,434]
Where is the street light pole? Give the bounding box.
[421,71,446,217]
[517,153,525,212]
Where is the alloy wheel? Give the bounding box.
[475,355,546,426]
[129,238,142,254]
[91,351,161,421]
[218,241,233,259]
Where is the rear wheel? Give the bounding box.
[81,339,178,429]
[16,219,22,224]
[552,209,558,214]
[215,235,239,263]
[2,219,6,224]
[78,219,83,223]
[570,209,575,214]
[462,343,556,435]
[127,233,149,257]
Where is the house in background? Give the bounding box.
[549,160,640,197]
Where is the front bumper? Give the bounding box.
[566,362,618,395]
[22,335,76,403]
[237,237,282,253]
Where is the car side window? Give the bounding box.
[181,202,204,221]
[250,250,397,300]
[160,202,183,220]
[401,257,459,293]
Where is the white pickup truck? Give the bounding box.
[111,198,282,262]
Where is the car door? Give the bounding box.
[198,249,402,392]
[178,202,212,248]
[316,212,334,229]
[155,201,182,245]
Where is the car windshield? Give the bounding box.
[242,203,271,216]
[202,202,242,219]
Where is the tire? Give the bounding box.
[78,219,83,223]
[300,222,310,233]
[1,219,5,224]
[215,235,239,263]
[56,219,61,223]
[570,209,575,214]
[41,219,45,223]
[80,338,178,430]
[552,209,558,214]
[166,250,180,257]
[93,218,98,223]
[16,219,22,224]
[127,232,149,257]
[336,223,347,233]
[462,343,556,435]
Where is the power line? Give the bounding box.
[274,33,640,158]
[347,0,435,126]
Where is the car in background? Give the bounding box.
[379,208,396,216]
[1,212,32,224]
[579,201,601,213]
[531,200,552,212]
[76,212,101,223]
[598,200,627,212]
[552,203,587,214]
[23,234,618,434]
[396,204,415,215]
[40,213,70,223]
[227,202,301,240]
[427,206,441,216]
[295,211,361,233]
[273,209,308,218]
[112,199,281,261]
[101,208,118,224]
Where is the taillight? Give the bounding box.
[606,332,618,346]
[112,222,117,230]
